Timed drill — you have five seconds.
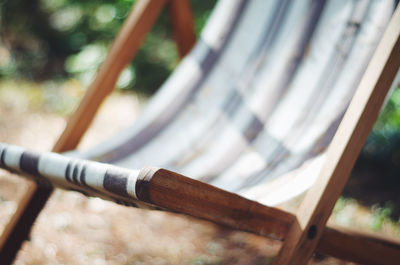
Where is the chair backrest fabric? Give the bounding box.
[73,0,395,206]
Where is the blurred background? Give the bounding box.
[0,0,400,264]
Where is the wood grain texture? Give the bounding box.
[318,225,400,265]
[168,0,196,58]
[53,0,168,153]
[274,5,400,265]
[136,167,400,264]
[136,167,295,241]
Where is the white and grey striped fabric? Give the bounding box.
[0,143,150,208]
[0,0,396,207]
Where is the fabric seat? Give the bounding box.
[69,0,394,205]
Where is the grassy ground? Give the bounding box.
[0,80,399,265]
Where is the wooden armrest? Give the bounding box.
[139,167,400,265]
[136,167,295,241]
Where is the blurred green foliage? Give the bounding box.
[360,86,400,179]
[0,0,215,94]
[348,85,400,220]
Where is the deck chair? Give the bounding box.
[1,0,400,264]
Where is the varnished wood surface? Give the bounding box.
[137,167,295,241]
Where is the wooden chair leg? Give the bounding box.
[274,5,400,265]
[0,185,52,264]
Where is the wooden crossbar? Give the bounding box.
[319,225,400,265]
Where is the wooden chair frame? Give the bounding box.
[1,0,399,264]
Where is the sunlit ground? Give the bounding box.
[0,80,399,265]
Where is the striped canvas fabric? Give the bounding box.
[0,0,396,207]
[0,143,150,208]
